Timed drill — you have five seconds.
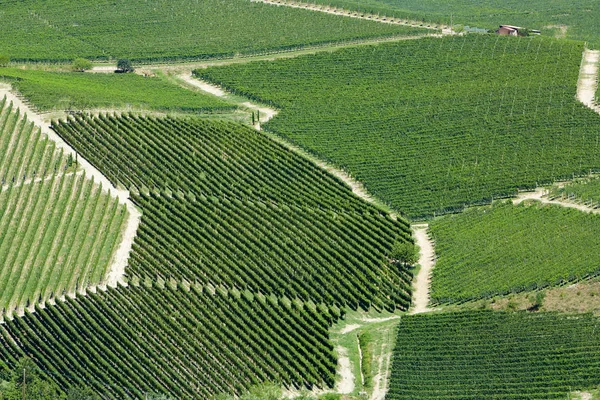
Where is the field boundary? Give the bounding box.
[0,85,141,292]
[87,33,442,74]
[249,0,450,33]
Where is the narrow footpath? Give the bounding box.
[410,224,435,314]
[577,49,600,114]
[513,187,600,214]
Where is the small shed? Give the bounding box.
[496,25,541,36]
[496,25,520,36]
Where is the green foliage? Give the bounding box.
[357,331,373,389]
[308,0,600,47]
[116,59,134,73]
[0,55,9,67]
[199,36,600,218]
[387,311,600,399]
[65,386,101,400]
[389,241,418,266]
[0,173,128,315]
[53,114,414,310]
[429,201,600,303]
[0,98,65,183]
[0,68,233,112]
[0,0,426,62]
[0,357,63,400]
[0,285,337,399]
[0,100,126,315]
[70,58,92,72]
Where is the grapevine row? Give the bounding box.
[0,284,337,399]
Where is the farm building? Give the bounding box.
[496,25,541,36]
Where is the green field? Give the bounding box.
[0,68,234,113]
[0,100,128,316]
[53,114,415,311]
[429,201,600,303]
[0,0,427,62]
[387,311,600,399]
[0,174,128,315]
[198,35,600,218]
[0,97,65,182]
[0,284,338,398]
[308,0,600,47]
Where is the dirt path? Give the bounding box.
[513,187,600,214]
[340,324,361,334]
[0,86,141,289]
[177,74,395,215]
[369,323,396,400]
[335,346,355,394]
[251,0,446,32]
[410,224,435,314]
[577,49,600,113]
[178,73,278,128]
[91,33,439,77]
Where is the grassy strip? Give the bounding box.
[0,68,234,113]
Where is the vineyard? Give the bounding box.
[0,1,599,398]
[198,35,600,218]
[0,99,128,316]
[52,114,415,311]
[550,175,600,207]
[0,283,338,398]
[0,0,426,62]
[0,68,234,113]
[428,201,600,304]
[0,97,65,182]
[387,310,600,399]
[306,0,600,47]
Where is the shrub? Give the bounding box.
[116,59,134,73]
[71,58,92,72]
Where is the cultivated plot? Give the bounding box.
[0,0,427,62]
[199,35,600,218]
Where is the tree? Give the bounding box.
[0,357,63,400]
[0,55,9,67]
[116,59,134,73]
[390,241,419,266]
[71,58,92,72]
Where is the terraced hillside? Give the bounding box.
[429,201,600,303]
[53,114,415,310]
[0,99,127,316]
[198,35,600,218]
[0,284,338,398]
[0,0,427,62]
[387,311,600,399]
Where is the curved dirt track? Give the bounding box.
[0,86,140,289]
[513,187,600,214]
